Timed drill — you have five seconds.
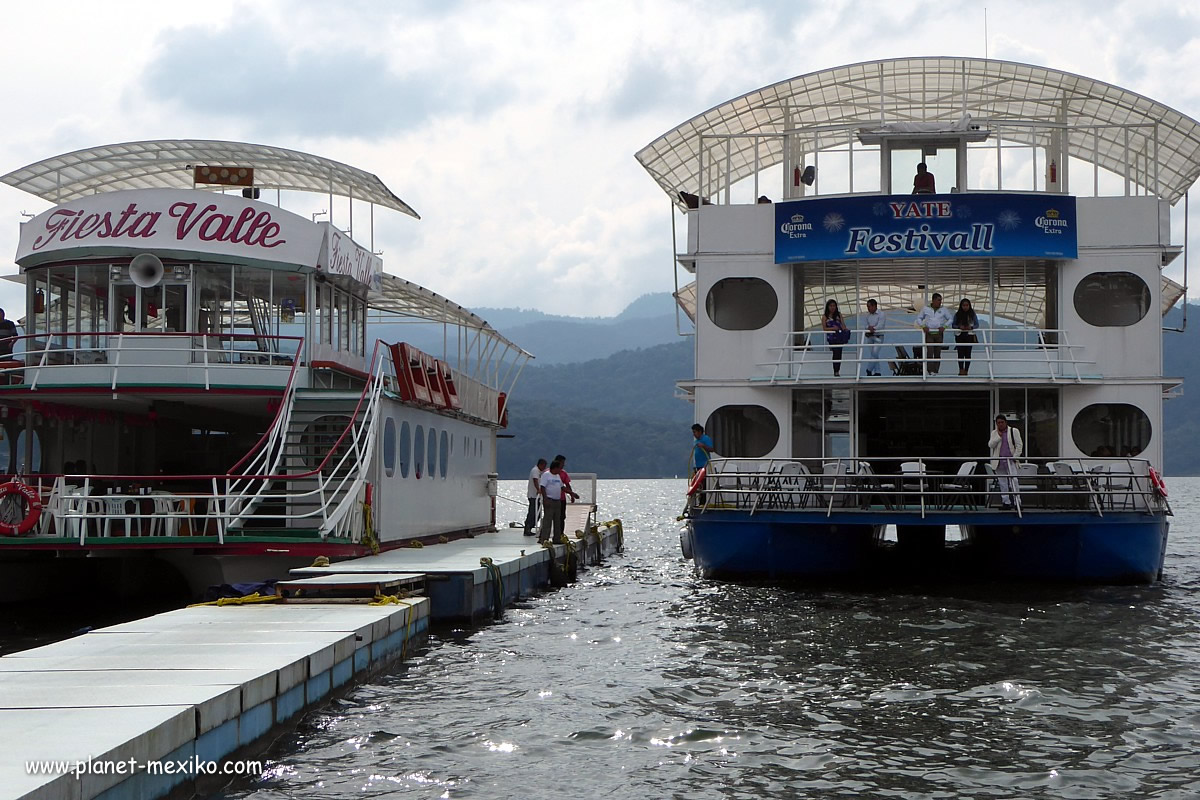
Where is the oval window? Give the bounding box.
[705,278,778,330]
[414,424,425,479]
[440,431,449,478]
[398,421,411,478]
[704,404,780,457]
[1071,403,1151,458]
[427,428,438,478]
[1073,272,1151,327]
[382,418,396,478]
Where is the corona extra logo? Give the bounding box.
[1035,208,1068,233]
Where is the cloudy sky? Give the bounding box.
[1,0,1199,319]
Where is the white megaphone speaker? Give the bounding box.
[129,253,165,288]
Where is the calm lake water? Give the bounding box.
[202,476,1199,799]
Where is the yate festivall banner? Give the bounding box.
[774,193,1077,263]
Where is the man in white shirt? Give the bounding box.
[538,459,566,543]
[523,458,546,536]
[861,298,886,376]
[914,293,953,374]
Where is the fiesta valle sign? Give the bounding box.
[16,188,326,268]
[774,193,1077,263]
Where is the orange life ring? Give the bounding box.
[1149,467,1168,498]
[0,481,41,536]
[687,467,707,496]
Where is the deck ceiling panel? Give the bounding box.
[1,140,418,219]
[638,57,1200,205]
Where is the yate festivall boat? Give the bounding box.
[637,57,1193,583]
[0,140,529,596]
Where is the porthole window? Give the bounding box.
[1071,403,1151,458]
[705,278,778,330]
[1073,272,1151,327]
[440,431,449,478]
[383,418,396,477]
[414,424,425,479]
[705,404,780,457]
[427,428,438,478]
[398,421,411,478]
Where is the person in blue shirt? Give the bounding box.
[691,424,714,471]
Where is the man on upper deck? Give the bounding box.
[0,309,17,358]
[914,293,952,375]
[912,162,936,194]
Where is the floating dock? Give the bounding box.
[0,517,623,800]
[290,516,626,621]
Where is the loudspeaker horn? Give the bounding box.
[129,253,165,288]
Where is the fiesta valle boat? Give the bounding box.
[637,58,1190,583]
[0,140,530,595]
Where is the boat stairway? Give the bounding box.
[226,389,375,537]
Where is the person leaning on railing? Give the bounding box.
[952,298,979,376]
[0,309,16,358]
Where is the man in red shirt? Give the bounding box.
[912,162,936,194]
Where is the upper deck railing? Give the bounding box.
[765,327,1092,383]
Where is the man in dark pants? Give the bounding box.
[0,309,17,358]
[524,458,546,536]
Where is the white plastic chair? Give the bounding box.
[102,495,135,537]
[150,491,183,536]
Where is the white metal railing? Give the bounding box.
[766,327,1089,382]
[0,332,300,391]
[691,457,1168,519]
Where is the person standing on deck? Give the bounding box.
[691,424,714,472]
[915,293,952,375]
[862,299,886,376]
[912,162,936,194]
[524,458,547,536]
[538,459,565,543]
[0,309,17,357]
[555,453,579,539]
[989,415,1023,510]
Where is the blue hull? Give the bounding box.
[688,510,1169,584]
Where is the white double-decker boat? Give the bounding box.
[0,140,529,594]
[639,58,1192,583]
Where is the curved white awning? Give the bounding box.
[1,140,419,218]
[637,57,1200,206]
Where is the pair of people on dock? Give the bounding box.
[822,295,978,377]
[526,454,578,543]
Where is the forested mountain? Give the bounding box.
[1162,305,1198,475]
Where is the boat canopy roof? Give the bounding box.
[370,273,530,358]
[0,139,419,218]
[637,57,1200,205]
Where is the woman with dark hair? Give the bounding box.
[953,298,979,376]
[822,299,850,377]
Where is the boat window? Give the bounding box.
[1071,403,1151,458]
[440,431,449,478]
[398,421,411,478]
[705,278,778,330]
[427,427,438,478]
[14,429,41,474]
[414,424,425,478]
[705,404,779,458]
[999,388,1060,459]
[1073,272,1151,327]
[383,418,396,477]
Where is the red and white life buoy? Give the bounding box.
[687,467,707,496]
[1149,467,1168,498]
[0,481,41,536]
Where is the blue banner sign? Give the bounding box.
[774,193,1077,263]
